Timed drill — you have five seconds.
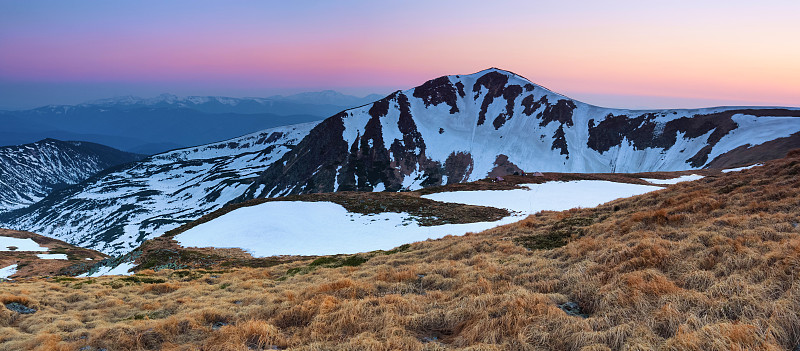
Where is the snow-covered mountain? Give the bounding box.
[83,91,383,115]
[269,90,385,107]
[240,68,800,197]
[0,124,315,254]
[4,68,800,255]
[0,139,142,212]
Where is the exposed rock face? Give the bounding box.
[444,152,474,185]
[413,76,461,114]
[4,68,800,255]
[705,131,800,169]
[488,155,524,178]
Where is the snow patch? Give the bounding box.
[422,181,662,214]
[79,262,136,277]
[0,237,48,252]
[175,180,663,257]
[721,164,763,173]
[642,174,704,185]
[0,264,18,280]
[175,201,520,257]
[36,253,68,260]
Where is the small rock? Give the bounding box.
[558,301,588,318]
[5,302,36,314]
[421,336,439,343]
[211,321,228,330]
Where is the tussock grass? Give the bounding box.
[1,151,800,349]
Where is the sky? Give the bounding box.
[1,0,799,110]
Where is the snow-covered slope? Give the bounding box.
[1,123,316,254]
[0,139,142,212]
[174,180,662,256]
[422,181,663,214]
[4,68,800,255]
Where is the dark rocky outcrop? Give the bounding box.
[5,302,36,314]
[586,110,763,167]
[244,113,350,198]
[488,155,524,178]
[491,85,523,130]
[444,152,474,185]
[244,92,446,198]
[706,131,800,169]
[538,99,577,127]
[521,95,547,116]
[552,125,569,156]
[413,76,460,114]
[473,71,510,126]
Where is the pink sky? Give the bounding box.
[1,1,798,109]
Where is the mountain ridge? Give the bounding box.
[3,68,800,255]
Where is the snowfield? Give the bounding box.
[175,201,521,257]
[641,174,704,185]
[422,181,663,214]
[0,264,18,280]
[175,180,663,256]
[0,237,48,251]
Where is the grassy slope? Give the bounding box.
[1,156,799,350]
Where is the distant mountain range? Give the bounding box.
[3,68,799,255]
[0,139,142,212]
[0,91,383,155]
[83,91,384,114]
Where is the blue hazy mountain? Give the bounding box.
[0,91,383,154]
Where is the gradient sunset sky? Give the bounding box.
[1,0,798,109]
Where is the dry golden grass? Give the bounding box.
[1,151,799,350]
